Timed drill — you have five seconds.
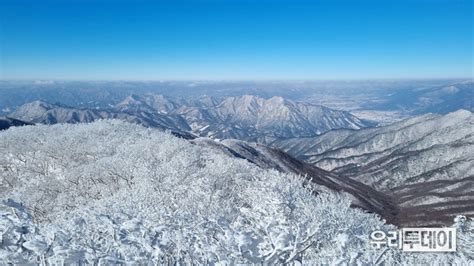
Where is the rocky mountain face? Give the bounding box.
[0,117,32,130]
[10,94,370,142]
[274,110,474,226]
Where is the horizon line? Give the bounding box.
[1,77,473,83]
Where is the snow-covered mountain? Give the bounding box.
[185,95,368,142]
[8,104,391,221]
[7,96,473,226]
[0,117,32,130]
[366,80,474,114]
[0,121,398,264]
[1,80,470,119]
[191,138,399,225]
[1,121,472,264]
[412,81,473,114]
[10,100,193,137]
[114,94,370,142]
[10,95,370,142]
[274,110,474,225]
[115,94,180,113]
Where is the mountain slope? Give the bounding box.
[366,80,474,114]
[180,95,369,141]
[1,121,472,264]
[275,110,473,185]
[274,110,474,226]
[10,95,370,143]
[0,117,32,130]
[192,138,400,225]
[131,94,369,142]
[115,94,180,113]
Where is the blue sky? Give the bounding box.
[0,0,472,80]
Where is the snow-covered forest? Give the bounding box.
[0,121,472,264]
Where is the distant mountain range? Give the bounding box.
[2,80,471,117]
[10,100,193,138]
[364,80,474,114]
[274,109,474,226]
[10,94,370,141]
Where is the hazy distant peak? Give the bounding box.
[125,94,142,101]
[267,95,285,102]
[221,95,264,105]
[115,94,178,113]
[445,108,472,118]
[25,100,56,110]
[11,100,59,120]
[117,94,145,107]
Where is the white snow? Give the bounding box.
[0,120,472,264]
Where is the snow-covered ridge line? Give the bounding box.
[9,93,371,143]
[274,110,474,226]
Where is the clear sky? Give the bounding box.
[0,0,472,80]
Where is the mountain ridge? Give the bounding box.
[273,109,474,226]
[10,94,371,142]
